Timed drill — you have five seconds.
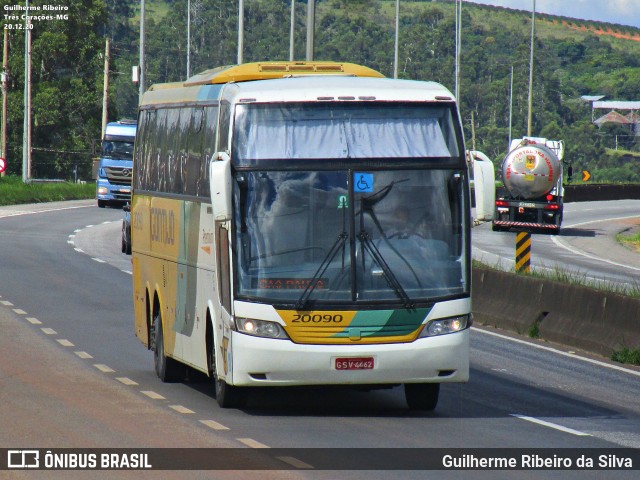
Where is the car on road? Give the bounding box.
[121,204,131,255]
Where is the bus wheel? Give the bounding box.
[404,383,440,411]
[152,311,183,382]
[215,378,247,409]
[208,342,247,409]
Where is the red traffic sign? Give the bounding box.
[0,157,6,173]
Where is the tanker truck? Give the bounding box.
[492,137,564,233]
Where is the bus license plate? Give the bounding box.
[335,357,374,370]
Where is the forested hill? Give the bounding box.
[2,0,639,181]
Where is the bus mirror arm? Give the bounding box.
[210,153,232,221]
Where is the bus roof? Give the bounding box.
[140,62,455,107]
[182,61,384,86]
[224,76,455,104]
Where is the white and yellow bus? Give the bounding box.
[131,62,472,410]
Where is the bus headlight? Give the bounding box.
[97,186,108,195]
[419,315,471,338]
[236,318,289,339]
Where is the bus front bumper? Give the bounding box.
[229,329,469,387]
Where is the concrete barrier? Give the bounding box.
[472,266,640,357]
[564,183,640,202]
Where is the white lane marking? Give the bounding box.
[199,420,230,431]
[0,204,93,219]
[551,235,640,272]
[474,327,640,377]
[94,364,115,373]
[56,339,74,347]
[92,258,106,264]
[170,405,194,414]
[26,317,42,325]
[237,438,270,449]
[141,391,165,400]
[551,215,640,272]
[116,377,139,386]
[511,414,591,436]
[12,309,27,315]
[0,300,14,306]
[74,351,93,359]
[41,328,57,335]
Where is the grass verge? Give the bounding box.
[0,175,95,206]
[617,231,640,254]
[472,259,640,299]
[611,347,640,366]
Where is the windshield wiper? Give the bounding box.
[358,229,414,310]
[295,231,348,310]
[357,179,416,310]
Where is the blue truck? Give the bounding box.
[96,120,137,208]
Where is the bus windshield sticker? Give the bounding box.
[354,172,373,192]
[255,278,328,290]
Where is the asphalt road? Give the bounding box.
[0,200,639,479]
[473,199,640,288]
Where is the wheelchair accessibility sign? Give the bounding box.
[354,172,373,192]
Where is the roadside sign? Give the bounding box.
[582,170,591,182]
[0,157,6,173]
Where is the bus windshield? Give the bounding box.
[233,168,468,307]
[233,103,460,166]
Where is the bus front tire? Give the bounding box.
[153,312,184,382]
[404,383,440,411]
[214,377,247,409]
[207,338,247,409]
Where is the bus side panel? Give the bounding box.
[148,197,181,359]
[172,200,215,372]
[132,194,151,346]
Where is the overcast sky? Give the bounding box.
[463,0,640,29]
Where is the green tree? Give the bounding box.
[1,0,108,179]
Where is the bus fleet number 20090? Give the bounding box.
[291,313,344,324]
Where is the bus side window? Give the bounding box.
[217,101,231,153]
[199,106,219,198]
[186,107,204,197]
[164,108,183,194]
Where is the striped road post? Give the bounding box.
[515,231,531,273]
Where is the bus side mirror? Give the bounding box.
[210,152,232,221]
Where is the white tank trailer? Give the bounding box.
[492,137,564,233]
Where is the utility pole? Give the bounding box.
[527,0,535,136]
[237,0,244,64]
[508,65,513,149]
[393,0,399,79]
[1,29,8,178]
[23,0,32,183]
[102,37,110,138]
[306,0,315,61]
[289,0,295,61]
[455,0,462,101]
[139,0,145,101]
[187,0,191,78]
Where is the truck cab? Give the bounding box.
[96,120,137,208]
